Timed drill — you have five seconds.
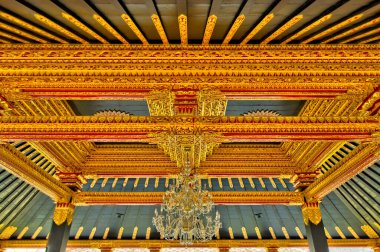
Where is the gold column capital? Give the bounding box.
[302,202,322,225]
[53,202,75,226]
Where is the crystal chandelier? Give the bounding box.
[152,164,222,245]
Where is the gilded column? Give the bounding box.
[301,202,329,252]
[46,202,75,252]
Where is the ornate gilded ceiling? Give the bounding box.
[0,0,379,250]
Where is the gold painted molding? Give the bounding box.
[0,238,379,248]
[0,116,379,142]
[72,191,304,206]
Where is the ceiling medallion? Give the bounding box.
[243,110,281,117]
[93,110,131,116]
[153,163,221,245]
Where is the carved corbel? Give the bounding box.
[56,172,87,192]
[197,90,227,116]
[146,90,175,116]
[301,202,322,225]
[290,171,320,192]
[53,202,75,226]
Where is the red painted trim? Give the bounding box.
[221,89,347,93]
[23,88,150,92]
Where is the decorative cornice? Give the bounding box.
[0,116,378,141]
[0,44,377,56]
[0,144,72,201]
[72,191,304,206]
[0,69,378,78]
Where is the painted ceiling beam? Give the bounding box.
[82,0,128,44]
[304,143,380,201]
[300,0,379,44]
[177,0,187,45]
[72,191,304,206]
[15,0,89,44]
[0,115,378,142]
[261,0,317,44]
[222,0,255,44]
[0,143,72,201]
[50,0,109,44]
[117,0,149,45]
[202,0,221,45]
[281,0,350,44]
[146,0,169,44]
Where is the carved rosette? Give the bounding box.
[302,202,322,225]
[53,202,75,226]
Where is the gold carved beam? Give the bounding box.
[0,44,377,57]
[0,44,378,99]
[72,191,304,206]
[0,116,379,141]
[1,238,378,249]
[304,143,380,201]
[0,144,72,201]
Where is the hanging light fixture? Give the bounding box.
[152,163,222,245]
